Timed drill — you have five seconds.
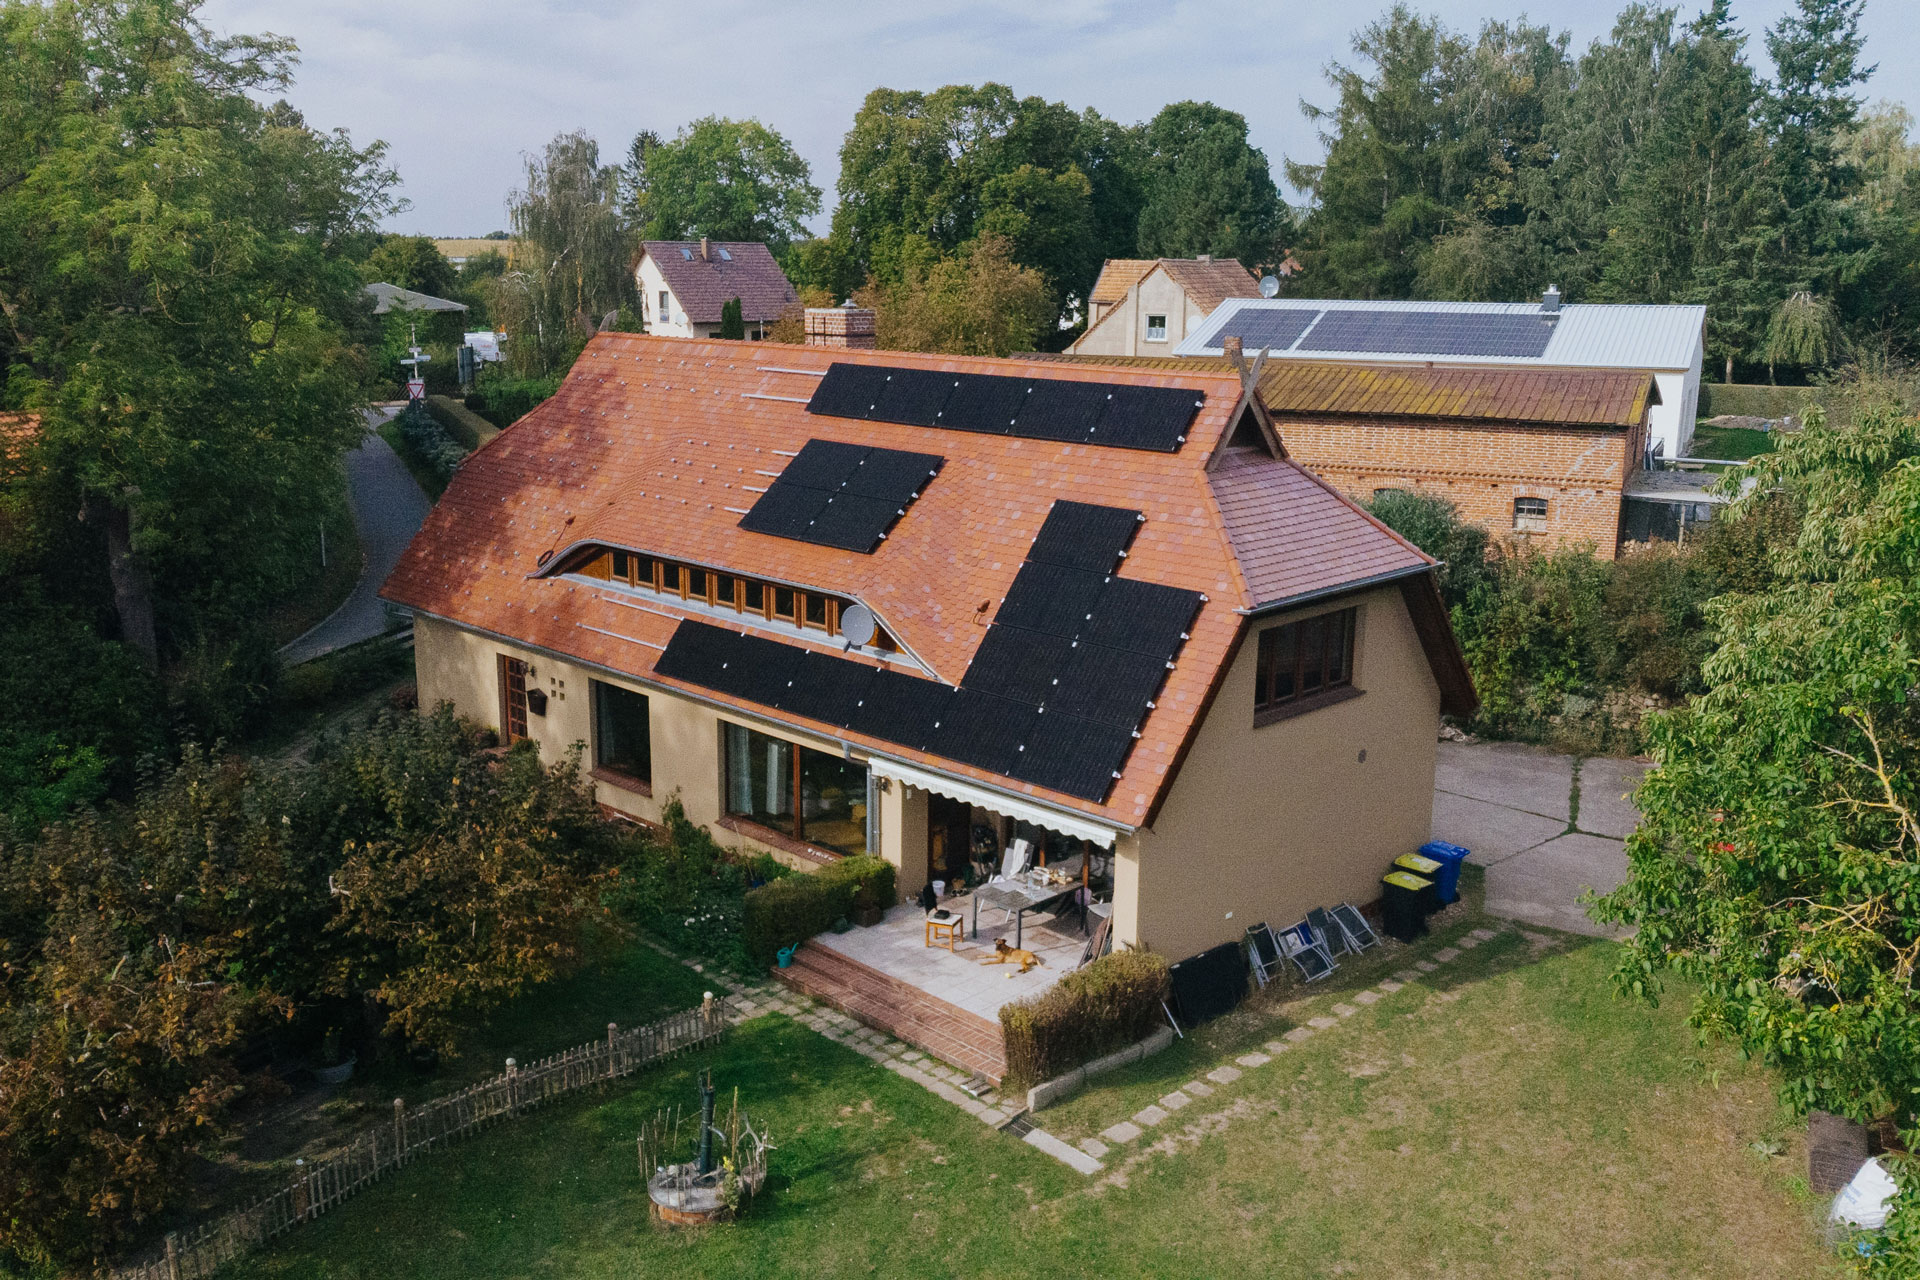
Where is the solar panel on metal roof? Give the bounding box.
[1047,643,1169,729]
[739,439,945,553]
[1012,378,1109,443]
[866,368,958,427]
[1087,383,1202,452]
[959,625,1075,705]
[1216,308,1320,352]
[936,373,1028,434]
[1082,577,1202,659]
[1298,309,1555,358]
[929,689,1038,776]
[1010,712,1136,802]
[805,362,891,419]
[992,562,1107,638]
[1026,501,1142,574]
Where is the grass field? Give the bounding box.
[221,931,1842,1279]
[1689,423,1777,461]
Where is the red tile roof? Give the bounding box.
[1086,258,1261,313]
[641,241,799,324]
[382,334,1444,830]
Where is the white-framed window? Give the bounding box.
[1513,495,1549,533]
[658,290,670,322]
[1145,313,1168,342]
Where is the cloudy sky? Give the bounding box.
[199,0,1916,237]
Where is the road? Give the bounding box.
[1430,740,1649,937]
[278,407,429,667]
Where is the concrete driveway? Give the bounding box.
[1431,741,1649,937]
[278,407,428,666]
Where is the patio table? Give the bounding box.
[968,876,1078,949]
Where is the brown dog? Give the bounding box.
[981,938,1044,974]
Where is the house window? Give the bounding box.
[1254,607,1357,722]
[724,723,868,856]
[591,682,651,785]
[1145,314,1168,342]
[1514,496,1549,533]
[658,289,670,321]
[497,655,530,742]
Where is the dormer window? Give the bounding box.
[1146,314,1168,342]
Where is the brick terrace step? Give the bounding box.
[775,942,1008,1083]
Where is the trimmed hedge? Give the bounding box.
[397,404,467,482]
[425,395,501,450]
[741,855,897,968]
[466,374,561,428]
[1699,383,1816,420]
[999,948,1171,1089]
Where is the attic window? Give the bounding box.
[680,247,693,260]
[1146,314,1168,342]
[717,247,733,261]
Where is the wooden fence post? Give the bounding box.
[291,1159,309,1222]
[506,1058,518,1114]
[164,1231,181,1280]
[607,1023,617,1079]
[392,1098,405,1164]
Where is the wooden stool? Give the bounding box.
[925,913,961,950]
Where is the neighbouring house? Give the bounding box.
[634,239,799,339]
[382,331,1476,977]
[1044,351,1665,558]
[432,237,522,268]
[1177,291,1707,463]
[1068,256,1263,358]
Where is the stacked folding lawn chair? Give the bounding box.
[1276,918,1339,983]
[1246,923,1285,988]
[1328,902,1381,953]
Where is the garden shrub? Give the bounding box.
[739,855,896,968]
[397,403,467,481]
[467,373,562,427]
[999,948,1171,1089]
[613,798,786,973]
[424,395,500,450]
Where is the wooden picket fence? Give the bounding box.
[112,997,733,1280]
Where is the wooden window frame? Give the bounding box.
[1513,495,1549,534]
[497,654,530,743]
[1253,607,1360,726]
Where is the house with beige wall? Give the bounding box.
[385,331,1475,976]
[1068,256,1263,358]
[635,239,798,339]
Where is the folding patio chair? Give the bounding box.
[1277,919,1338,983]
[1245,923,1284,989]
[1329,902,1381,953]
[1306,906,1350,959]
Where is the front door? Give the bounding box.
[498,655,529,742]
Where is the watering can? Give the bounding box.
[776,944,800,969]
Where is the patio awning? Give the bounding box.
[868,758,1122,849]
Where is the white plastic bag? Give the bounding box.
[1830,1157,1899,1231]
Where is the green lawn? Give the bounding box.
[222,933,1843,1279]
[1689,423,1776,461]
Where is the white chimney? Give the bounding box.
[1541,284,1562,314]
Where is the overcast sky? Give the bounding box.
[198,0,1916,237]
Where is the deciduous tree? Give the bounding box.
[627,116,820,252]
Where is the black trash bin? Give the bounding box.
[1393,853,1445,918]
[1380,870,1434,943]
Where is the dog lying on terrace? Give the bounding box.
[980,938,1044,974]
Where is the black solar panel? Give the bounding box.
[930,689,1038,777]
[1012,378,1110,443]
[1083,577,1203,659]
[867,367,958,427]
[1298,309,1555,358]
[992,562,1107,638]
[739,439,945,554]
[721,632,804,707]
[1010,713,1136,802]
[1087,384,1202,452]
[1215,307,1320,352]
[937,373,1027,434]
[959,625,1075,705]
[775,651,877,727]
[807,363,1203,453]
[1027,501,1142,574]
[847,669,954,750]
[652,620,745,688]
[1048,644,1170,729]
[806,363,890,419]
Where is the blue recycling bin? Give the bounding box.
[1419,840,1471,904]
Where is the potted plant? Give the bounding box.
[313,1027,357,1085]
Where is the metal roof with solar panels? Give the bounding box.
[654,498,1203,804]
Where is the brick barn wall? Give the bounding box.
[1274,414,1640,559]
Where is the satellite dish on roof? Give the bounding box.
[840,603,878,647]
[1259,275,1281,298]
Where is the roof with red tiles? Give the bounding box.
[382,334,1448,830]
[1086,258,1261,314]
[1037,354,1656,430]
[640,241,799,323]
[0,413,38,475]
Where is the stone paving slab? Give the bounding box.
[1308,1016,1338,1030]
[1286,1026,1316,1042]
[1415,961,1439,973]
[1353,989,1380,1005]
[1182,1080,1214,1098]
[1161,1090,1193,1111]
[1433,947,1460,962]
[1078,1137,1110,1159]
[1332,1003,1358,1018]
[1026,1129,1102,1175]
[1238,1052,1271,1068]
[1134,1105,1170,1127]
[1264,1040,1291,1054]
[1207,1065,1243,1085]
[1378,980,1404,993]
[1102,1121,1143,1144]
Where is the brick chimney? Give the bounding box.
[1221,334,1244,363]
[699,236,710,262]
[805,303,876,349]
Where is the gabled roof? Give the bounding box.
[382,334,1452,830]
[639,241,799,324]
[365,281,468,314]
[1086,257,1262,313]
[1178,297,1705,372]
[1035,354,1656,430]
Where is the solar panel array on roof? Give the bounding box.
[738,438,943,553]
[651,499,1203,805]
[1217,307,1320,352]
[806,362,1202,453]
[1298,309,1556,358]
